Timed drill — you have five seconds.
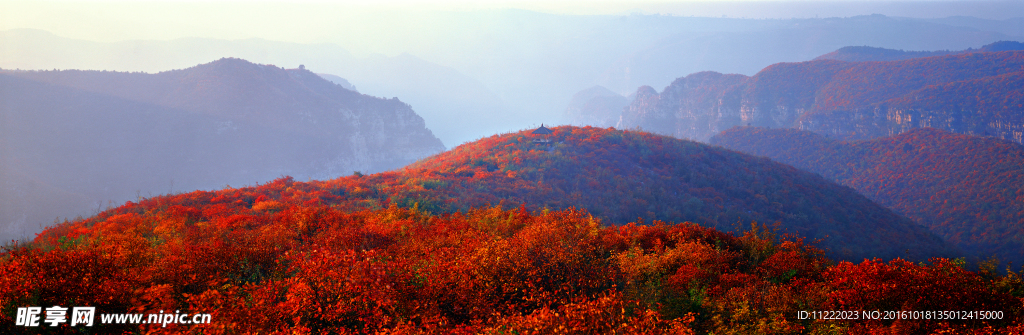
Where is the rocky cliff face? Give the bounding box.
[654,72,745,141]
[795,106,1023,143]
[614,50,1024,144]
[0,58,445,241]
[617,86,670,134]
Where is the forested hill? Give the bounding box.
[41,126,957,263]
[711,126,1024,267]
[15,127,1024,334]
[359,126,964,261]
[614,49,1024,144]
[0,58,444,242]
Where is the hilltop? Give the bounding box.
[41,126,956,262]
[711,127,1024,267]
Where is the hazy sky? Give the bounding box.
[3,1,1022,51]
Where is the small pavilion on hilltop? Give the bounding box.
[532,124,553,143]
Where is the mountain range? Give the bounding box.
[5,13,1023,145]
[0,29,508,147]
[0,58,445,242]
[607,44,1024,144]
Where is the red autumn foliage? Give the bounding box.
[4,201,1022,333]
[2,127,1020,333]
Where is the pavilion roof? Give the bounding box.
[532,124,553,135]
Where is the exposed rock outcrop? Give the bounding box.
[614,50,1024,144]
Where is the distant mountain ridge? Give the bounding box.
[0,58,445,241]
[598,14,1019,97]
[814,41,1024,62]
[813,46,955,62]
[711,127,1024,267]
[612,49,1024,144]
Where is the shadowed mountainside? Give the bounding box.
[711,127,1024,267]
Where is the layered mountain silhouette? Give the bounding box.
[0,58,445,241]
[7,13,1021,144]
[711,127,1024,267]
[611,48,1024,144]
